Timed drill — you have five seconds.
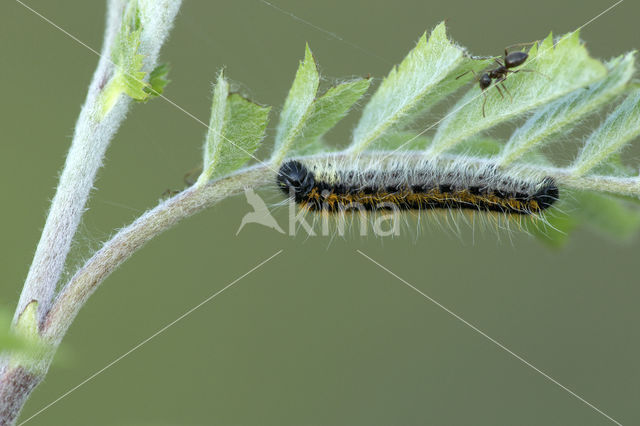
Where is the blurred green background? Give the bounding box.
[2,0,640,425]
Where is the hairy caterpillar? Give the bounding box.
[276,156,558,215]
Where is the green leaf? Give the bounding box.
[122,0,142,31]
[289,138,333,157]
[531,190,640,245]
[0,313,27,354]
[448,137,502,157]
[143,63,171,99]
[0,303,42,358]
[291,78,370,153]
[500,52,635,166]
[590,152,636,177]
[100,1,149,115]
[350,22,491,153]
[202,71,229,172]
[369,131,432,150]
[530,202,578,247]
[373,134,502,154]
[272,44,320,164]
[573,191,640,239]
[112,31,147,100]
[430,31,607,155]
[198,71,270,184]
[572,88,640,176]
[14,301,38,342]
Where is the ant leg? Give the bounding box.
[482,92,487,118]
[161,189,180,198]
[499,81,513,102]
[493,77,512,101]
[520,69,551,81]
[456,70,471,80]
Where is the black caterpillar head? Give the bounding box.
[277,160,315,200]
[532,177,559,210]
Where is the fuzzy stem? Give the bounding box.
[0,1,182,424]
[14,0,182,325]
[4,147,637,424]
[0,367,40,426]
[14,0,129,327]
[0,147,632,423]
[41,152,640,345]
[42,165,273,344]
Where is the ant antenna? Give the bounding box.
[504,40,541,52]
[511,68,551,81]
[455,69,478,80]
[183,164,203,186]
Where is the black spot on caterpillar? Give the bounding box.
[276,158,558,215]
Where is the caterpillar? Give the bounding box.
[276,156,558,215]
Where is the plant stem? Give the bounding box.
[14,0,183,325]
[14,0,130,327]
[15,149,640,349]
[42,165,273,344]
[0,1,182,424]
[1,147,636,425]
[40,152,640,346]
[0,366,40,426]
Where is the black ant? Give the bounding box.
[458,44,545,117]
